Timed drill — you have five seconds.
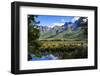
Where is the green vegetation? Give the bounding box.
[28,15,42,58]
[39,26,87,41]
[39,40,88,59]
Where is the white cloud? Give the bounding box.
[83,18,88,22]
[61,19,66,22]
[48,22,64,28]
[72,17,80,23]
[53,23,64,26]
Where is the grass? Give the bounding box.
[37,40,88,59]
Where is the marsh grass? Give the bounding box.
[31,40,88,59]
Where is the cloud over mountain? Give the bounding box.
[71,17,80,23]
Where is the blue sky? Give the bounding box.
[34,15,79,27]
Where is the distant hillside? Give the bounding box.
[38,17,88,40]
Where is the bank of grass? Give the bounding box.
[38,40,88,59]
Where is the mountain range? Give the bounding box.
[38,17,88,40]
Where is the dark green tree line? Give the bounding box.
[28,15,41,57]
